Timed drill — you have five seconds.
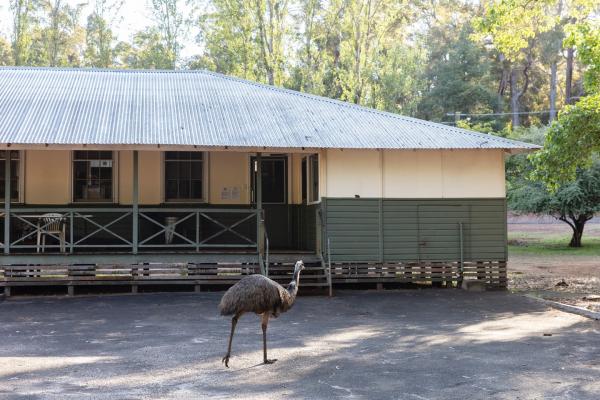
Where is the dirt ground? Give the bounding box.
[508,253,600,292]
[508,221,600,311]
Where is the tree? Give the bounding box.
[252,0,290,86]
[10,0,39,65]
[335,0,420,105]
[474,0,556,127]
[0,35,14,65]
[532,20,600,187]
[150,0,187,69]
[193,0,262,80]
[474,0,599,127]
[116,28,173,69]
[38,0,86,67]
[417,17,497,122]
[84,0,123,68]
[510,162,600,247]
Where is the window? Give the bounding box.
[165,151,204,201]
[0,150,20,202]
[308,154,319,203]
[73,151,114,202]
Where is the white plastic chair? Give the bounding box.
[37,213,66,253]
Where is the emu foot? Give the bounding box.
[264,358,277,365]
[222,354,230,368]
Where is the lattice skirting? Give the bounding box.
[0,263,261,286]
[0,260,507,291]
[330,261,507,289]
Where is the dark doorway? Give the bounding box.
[301,157,307,204]
[251,155,289,249]
[250,155,287,204]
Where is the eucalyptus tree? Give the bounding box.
[475,0,599,127]
[84,0,123,68]
[532,19,600,188]
[150,0,190,68]
[195,0,264,81]
[37,0,86,67]
[9,0,39,65]
[115,27,174,70]
[196,0,291,85]
[417,2,497,123]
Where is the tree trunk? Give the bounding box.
[568,218,586,248]
[510,68,520,127]
[496,54,508,114]
[549,61,557,122]
[565,46,574,104]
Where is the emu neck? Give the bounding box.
[286,268,302,300]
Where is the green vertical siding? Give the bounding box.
[262,203,317,251]
[323,198,507,263]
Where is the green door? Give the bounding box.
[417,205,468,262]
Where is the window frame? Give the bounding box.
[0,150,24,203]
[71,150,117,203]
[162,151,208,203]
[306,153,320,204]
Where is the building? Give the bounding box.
[0,67,539,294]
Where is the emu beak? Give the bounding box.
[297,260,305,270]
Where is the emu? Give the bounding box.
[219,260,305,367]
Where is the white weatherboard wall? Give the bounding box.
[325,149,506,198]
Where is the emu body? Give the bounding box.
[219,261,304,367]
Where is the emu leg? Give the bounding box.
[262,313,277,364]
[222,314,239,367]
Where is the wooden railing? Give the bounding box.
[1,207,260,255]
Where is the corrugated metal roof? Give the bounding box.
[0,67,539,151]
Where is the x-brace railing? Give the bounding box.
[137,209,258,249]
[138,211,196,247]
[10,212,69,248]
[5,207,261,254]
[73,211,133,247]
[198,212,257,246]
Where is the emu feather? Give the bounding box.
[219,260,304,367]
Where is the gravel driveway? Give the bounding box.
[1,290,599,399]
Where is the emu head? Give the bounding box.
[295,260,305,272]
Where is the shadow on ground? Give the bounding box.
[1,290,599,399]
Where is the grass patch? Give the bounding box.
[508,232,600,256]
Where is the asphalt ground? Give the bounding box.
[1,290,599,399]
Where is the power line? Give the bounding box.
[446,110,556,117]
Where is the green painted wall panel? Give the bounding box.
[323,197,507,263]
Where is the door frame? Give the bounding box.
[250,154,288,205]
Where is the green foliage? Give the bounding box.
[511,162,600,219]
[9,0,39,66]
[473,0,557,62]
[565,20,600,93]
[417,22,497,121]
[36,0,86,67]
[510,162,600,246]
[150,0,186,69]
[84,0,122,68]
[532,93,600,186]
[115,28,173,69]
[0,35,13,66]
[530,17,600,188]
